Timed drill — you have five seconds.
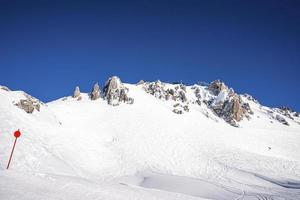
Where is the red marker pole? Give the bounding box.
[6,129,21,169]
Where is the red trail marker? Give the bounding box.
[6,129,21,169]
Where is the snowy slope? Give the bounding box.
[0,82,300,200]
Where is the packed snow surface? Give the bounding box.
[0,83,300,200]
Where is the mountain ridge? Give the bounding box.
[2,76,299,128]
[1,77,300,199]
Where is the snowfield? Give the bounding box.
[0,82,300,200]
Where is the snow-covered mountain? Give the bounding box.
[0,77,300,200]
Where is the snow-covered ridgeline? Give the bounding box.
[0,77,300,200]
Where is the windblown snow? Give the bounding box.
[0,79,300,200]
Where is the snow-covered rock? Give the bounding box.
[142,81,190,114]
[212,90,229,107]
[172,103,189,114]
[275,114,289,126]
[278,106,296,120]
[242,93,260,104]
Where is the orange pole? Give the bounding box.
[6,137,18,169]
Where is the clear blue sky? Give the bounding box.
[0,0,299,110]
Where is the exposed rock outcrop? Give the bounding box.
[208,80,228,96]
[140,79,255,125]
[208,81,253,127]
[242,102,254,115]
[15,93,41,114]
[223,94,244,126]
[191,85,210,106]
[103,76,134,106]
[143,81,188,103]
[142,81,189,114]
[1,86,10,91]
[90,83,101,100]
[172,103,189,115]
[142,80,166,99]
[266,106,300,126]
[275,114,289,126]
[278,106,295,120]
[15,99,35,113]
[73,86,81,98]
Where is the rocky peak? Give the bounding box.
[90,83,101,100]
[103,76,134,105]
[73,86,81,98]
[208,80,228,96]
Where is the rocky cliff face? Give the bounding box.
[103,76,134,106]
[207,80,253,127]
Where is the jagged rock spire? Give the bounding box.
[91,83,101,100]
[73,86,81,98]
